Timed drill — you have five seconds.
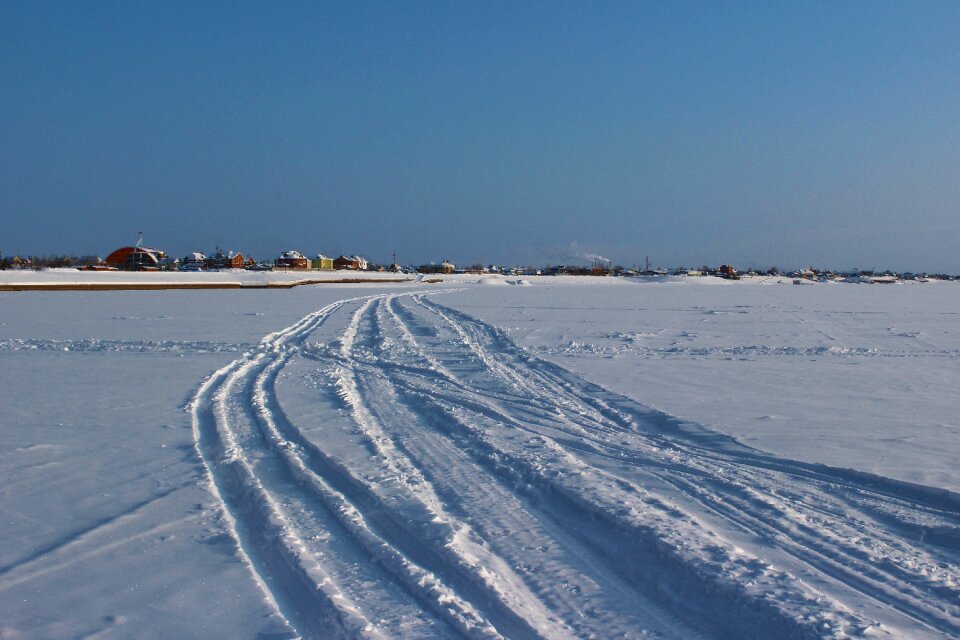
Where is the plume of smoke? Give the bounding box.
[559,242,611,264]
[581,253,611,264]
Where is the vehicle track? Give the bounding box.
[190,291,960,639]
[191,296,491,640]
[407,295,960,638]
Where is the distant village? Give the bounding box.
[1,241,957,283]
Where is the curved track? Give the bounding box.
[190,292,960,639]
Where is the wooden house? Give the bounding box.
[207,249,250,270]
[333,255,368,271]
[417,260,455,275]
[312,254,334,270]
[180,252,207,271]
[276,250,310,270]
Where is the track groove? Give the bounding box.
[189,291,960,639]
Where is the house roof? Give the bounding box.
[105,246,165,265]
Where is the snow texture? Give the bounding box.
[1,277,958,639]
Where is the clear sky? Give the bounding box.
[2,1,958,271]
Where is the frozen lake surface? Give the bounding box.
[2,277,958,638]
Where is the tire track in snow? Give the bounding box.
[190,290,960,639]
[323,297,574,639]
[191,301,381,639]
[387,297,857,639]
[368,296,711,639]
[339,295,804,638]
[253,297,541,640]
[0,486,185,589]
[407,296,960,639]
[433,310,960,635]
[192,291,569,639]
[191,296,476,640]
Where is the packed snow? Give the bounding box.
[1,276,958,639]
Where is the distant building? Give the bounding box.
[207,249,251,270]
[417,260,455,275]
[276,250,310,270]
[159,256,180,271]
[105,246,167,271]
[333,255,368,271]
[312,254,334,270]
[181,252,207,271]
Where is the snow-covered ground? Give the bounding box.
[1,277,958,639]
[0,268,412,288]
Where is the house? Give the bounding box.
[159,256,180,271]
[717,264,738,278]
[333,255,368,271]
[417,260,455,275]
[105,246,167,271]
[180,252,207,271]
[275,250,310,270]
[206,249,250,270]
[312,254,334,270]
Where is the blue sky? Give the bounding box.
[2,1,958,270]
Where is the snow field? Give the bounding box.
[196,290,958,638]
[2,279,959,638]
